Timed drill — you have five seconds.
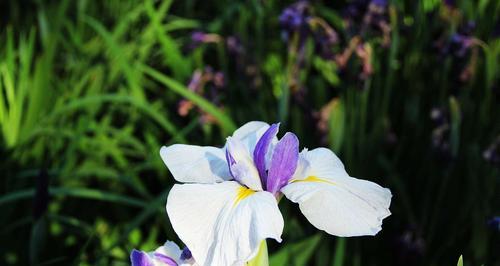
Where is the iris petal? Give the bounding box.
[266,132,299,194]
[225,137,263,191]
[130,250,154,266]
[281,148,392,237]
[225,148,236,178]
[154,253,178,266]
[253,123,280,188]
[166,182,284,266]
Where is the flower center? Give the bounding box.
[233,186,256,206]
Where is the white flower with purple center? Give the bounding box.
[161,121,392,266]
[130,241,197,266]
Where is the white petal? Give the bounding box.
[226,137,262,191]
[291,148,310,180]
[154,241,182,262]
[230,121,270,153]
[166,182,283,266]
[160,145,231,183]
[292,147,348,181]
[282,148,391,237]
[231,121,269,141]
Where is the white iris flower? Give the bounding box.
[161,121,391,266]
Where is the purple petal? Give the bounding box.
[154,252,178,266]
[253,123,280,188]
[225,148,236,178]
[130,250,154,266]
[266,132,299,194]
[180,247,193,260]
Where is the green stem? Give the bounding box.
[247,240,269,266]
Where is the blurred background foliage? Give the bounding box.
[0,0,499,265]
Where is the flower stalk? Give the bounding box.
[247,240,269,266]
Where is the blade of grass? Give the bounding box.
[46,94,185,143]
[95,189,170,262]
[83,15,145,101]
[144,0,191,80]
[139,64,236,134]
[0,187,147,208]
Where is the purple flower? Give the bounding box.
[488,217,500,231]
[279,1,310,31]
[342,0,391,45]
[430,107,452,160]
[279,1,311,42]
[191,31,207,44]
[343,0,370,21]
[226,36,244,55]
[442,21,476,58]
[187,31,222,50]
[371,0,388,8]
[443,0,456,8]
[178,67,225,124]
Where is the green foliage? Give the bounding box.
[269,234,321,266]
[0,0,498,265]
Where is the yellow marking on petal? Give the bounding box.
[293,175,336,185]
[233,186,255,207]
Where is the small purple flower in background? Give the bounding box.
[487,216,500,231]
[278,1,341,92]
[445,21,476,58]
[483,136,500,168]
[226,36,244,56]
[178,67,225,125]
[443,0,456,8]
[342,0,391,46]
[191,31,207,45]
[448,33,474,58]
[343,0,369,23]
[187,31,222,50]
[430,107,452,160]
[371,0,388,6]
[279,1,339,52]
[335,0,390,81]
[309,16,339,60]
[279,1,311,41]
[394,226,426,266]
[436,21,484,84]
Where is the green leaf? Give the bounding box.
[269,234,322,266]
[457,255,463,266]
[30,217,48,265]
[83,15,145,101]
[0,187,147,208]
[144,0,191,79]
[313,57,340,87]
[448,96,461,157]
[47,94,184,143]
[332,238,346,266]
[328,98,345,153]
